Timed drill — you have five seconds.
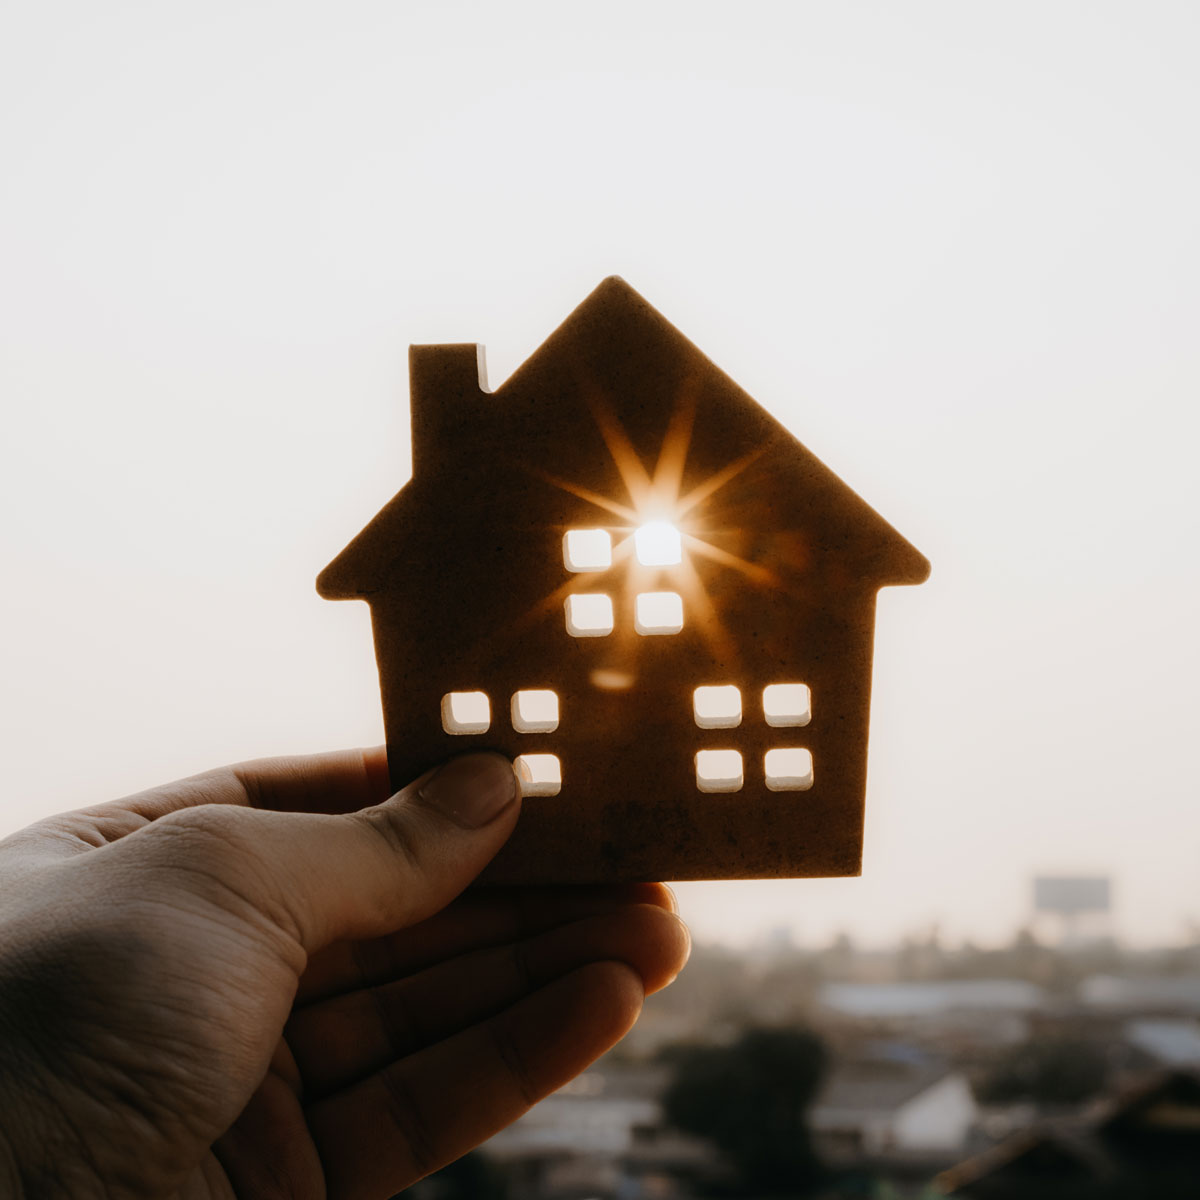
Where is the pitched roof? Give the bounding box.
[1126,1018,1200,1067]
[937,1070,1200,1193]
[319,277,929,599]
[813,1059,957,1121]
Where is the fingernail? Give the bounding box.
[419,754,519,828]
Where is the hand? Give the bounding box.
[0,748,690,1199]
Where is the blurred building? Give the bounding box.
[818,979,1043,1046]
[483,1063,720,1199]
[938,1069,1200,1198]
[812,1051,977,1162]
[1123,1017,1200,1070]
[1080,973,1200,1015]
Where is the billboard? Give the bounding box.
[1034,876,1111,916]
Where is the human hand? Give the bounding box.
[0,748,690,1199]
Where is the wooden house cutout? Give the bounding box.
[318,278,929,883]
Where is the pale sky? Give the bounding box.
[2,2,1198,948]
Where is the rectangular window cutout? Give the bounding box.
[442,691,490,735]
[512,689,559,733]
[635,591,683,636]
[516,753,561,797]
[765,747,814,791]
[763,683,812,727]
[695,749,743,793]
[563,529,612,573]
[693,685,742,729]
[565,593,614,637]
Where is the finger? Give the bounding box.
[289,904,690,1097]
[15,747,391,863]
[211,1066,323,1199]
[121,751,521,952]
[309,961,644,1200]
[107,745,390,821]
[297,881,678,1003]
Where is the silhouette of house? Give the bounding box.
[318,278,929,882]
[813,1056,977,1161]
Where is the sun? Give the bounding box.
[634,519,682,566]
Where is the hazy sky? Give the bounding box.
[2,2,1198,948]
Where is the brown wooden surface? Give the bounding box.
[319,277,928,882]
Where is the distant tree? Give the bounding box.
[662,1026,829,1196]
[978,1035,1109,1105]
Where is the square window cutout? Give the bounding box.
[516,753,561,797]
[693,685,741,729]
[635,591,683,636]
[695,749,743,793]
[565,593,614,637]
[442,691,490,735]
[512,689,559,733]
[563,529,612,573]
[765,748,814,791]
[763,683,812,727]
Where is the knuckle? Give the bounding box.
[150,806,254,867]
[488,1019,538,1108]
[161,801,246,838]
[138,808,275,915]
[379,1068,440,1179]
[371,982,423,1060]
[508,939,535,994]
[356,807,422,873]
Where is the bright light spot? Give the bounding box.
[512,689,559,733]
[763,683,812,727]
[634,520,682,566]
[563,529,612,572]
[441,691,490,735]
[635,591,683,635]
[765,748,814,791]
[590,668,635,691]
[693,685,742,729]
[695,749,743,792]
[516,753,561,796]
[565,593,614,637]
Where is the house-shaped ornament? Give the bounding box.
[318,278,929,884]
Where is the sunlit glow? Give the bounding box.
[695,749,744,793]
[441,691,490,735]
[531,397,777,668]
[563,528,612,572]
[763,683,812,727]
[635,520,682,566]
[590,668,635,691]
[634,590,683,635]
[511,689,559,733]
[565,592,614,637]
[516,753,562,796]
[693,685,742,729]
[765,747,814,791]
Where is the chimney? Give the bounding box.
[408,343,490,475]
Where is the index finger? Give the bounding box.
[11,747,393,862]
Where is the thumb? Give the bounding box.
[145,752,522,953]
